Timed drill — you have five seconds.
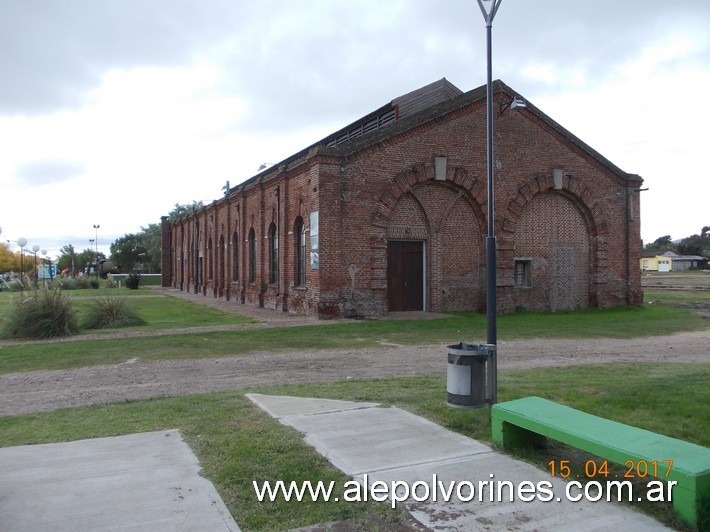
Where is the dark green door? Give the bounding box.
[387,241,424,311]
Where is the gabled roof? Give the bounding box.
[663,251,706,260]
[641,250,669,258]
[328,79,641,185]
[641,250,706,260]
[241,78,642,192]
[323,78,462,148]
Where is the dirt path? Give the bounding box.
[1,329,707,417]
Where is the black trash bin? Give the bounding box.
[446,343,495,408]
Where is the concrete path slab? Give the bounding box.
[282,406,490,476]
[249,394,669,531]
[0,429,238,532]
[246,393,378,418]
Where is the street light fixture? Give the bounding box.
[477,0,503,405]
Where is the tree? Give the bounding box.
[644,235,673,251]
[108,202,202,274]
[0,245,32,275]
[168,201,203,222]
[0,243,18,272]
[109,228,160,274]
[110,233,145,272]
[678,226,710,257]
[55,244,78,274]
[139,223,162,273]
[76,248,105,274]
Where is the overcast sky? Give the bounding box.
[1,0,709,260]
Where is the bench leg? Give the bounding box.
[672,475,709,529]
[492,419,545,449]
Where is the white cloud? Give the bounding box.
[15,159,86,187]
[1,0,709,258]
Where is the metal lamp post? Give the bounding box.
[478,0,502,405]
[89,239,95,275]
[41,249,53,282]
[31,244,40,287]
[93,224,100,274]
[17,237,27,295]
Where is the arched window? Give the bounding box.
[269,223,278,284]
[232,232,239,282]
[219,235,225,285]
[208,238,213,280]
[248,228,256,283]
[294,217,306,286]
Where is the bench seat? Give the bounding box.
[491,396,709,528]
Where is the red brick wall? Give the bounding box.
[164,90,642,317]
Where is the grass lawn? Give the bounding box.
[1,294,708,373]
[0,363,706,530]
[0,286,157,300]
[0,289,258,346]
[69,295,259,331]
[0,288,708,529]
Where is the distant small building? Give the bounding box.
[640,250,707,272]
[662,251,706,271]
[641,252,672,272]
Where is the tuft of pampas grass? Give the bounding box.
[1,288,79,339]
[81,296,146,329]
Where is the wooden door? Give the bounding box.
[387,241,424,311]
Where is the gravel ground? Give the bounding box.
[0,289,708,417]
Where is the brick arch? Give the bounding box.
[501,174,608,307]
[372,163,486,232]
[369,163,487,308]
[386,187,431,240]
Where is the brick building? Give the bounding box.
[161,79,643,318]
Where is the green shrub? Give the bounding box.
[58,277,93,290]
[0,289,79,339]
[81,296,146,329]
[125,273,142,290]
[0,279,24,292]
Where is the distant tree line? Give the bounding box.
[37,202,201,276]
[108,201,204,274]
[644,225,710,257]
[39,214,709,278]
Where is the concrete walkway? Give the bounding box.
[0,395,675,530]
[248,394,669,531]
[0,430,239,532]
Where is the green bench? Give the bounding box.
[491,396,710,528]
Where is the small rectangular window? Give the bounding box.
[514,259,532,288]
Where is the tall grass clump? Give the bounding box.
[56,276,93,290]
[1,289,79,339]
[81,296,146,329]
[124,273,142,290]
